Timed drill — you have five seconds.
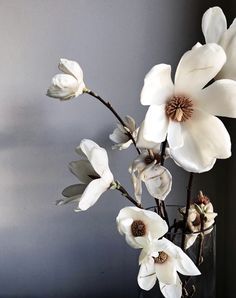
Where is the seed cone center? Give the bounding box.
[154,251,168,264]
[165,96,193,122]
[131,220,146,237]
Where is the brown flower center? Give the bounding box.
[165,96,193,122]
[131,220,146,237]
[154,251,168,264]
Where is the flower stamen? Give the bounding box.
[131,220,146,237]
[165,96,193,122]
[154,251,168,264]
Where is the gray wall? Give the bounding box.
[0,0,234,297]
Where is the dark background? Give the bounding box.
[0,0,235,297]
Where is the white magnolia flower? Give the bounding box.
[116,206,168,249]
[109,115,139,150]
[182,193,217,249]
[202,7,236,80]
[56,139,114,211]
[129,148,172,203]
[47,58,86,100]
[137,237,200,297]
[141,43,236,173]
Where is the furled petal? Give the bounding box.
[62,184,87,197]
[59,58,84,82]
[77,178,108,211]
[217,25,236,80]
[138,257,157,291]
[155,258,177,285]
[184,234,199,250]
[141,64,174,106]
[167,121,183,150]
[69,160,96,183]
[202,7,227,43]
[170,109,231,173]
[141,164,172,200]
[196,79,236,117]
[136,121,159,149]
[143,105,169,143]
[174,43,226,95]
[112,140,133,150]
[159,275,182,298]
[56,194,82,206]
[124,115,136,132]
[47,74,80,100]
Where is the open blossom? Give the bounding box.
[129,148,172,203]
[137,237,200,297]
[109,115,139,150]
[182,192,217,249]
[47,58,86,100]
[141,43,236,173]
[202,7,236,80]
[116,207,168,249]
[56,139,114,211]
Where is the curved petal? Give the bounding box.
[159,275,182,298]
[196,79,236,117]
[62,184,87,197]
[112,140,132,150]
[143,105,169,143]
[155,258,177,285]
[109,127,129,144]
[124,115,136,132]
[217,25,236,80]
[170,109,231,173]
[136,121,159,149]
[167,121,183,150]
[174,246,201,276]
[56,194,82,206]
[47,74,79,100]
[141,64,174,106]
[202,7,227,43]
[77,178,108,211]
[184,234,198,250]
[138,258,157,291]
[69,160,96,183]
[174,43,226,95]
[59,58,84,82]
[141,164,172,201]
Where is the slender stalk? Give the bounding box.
[85,89,140,154]
[115,181,143,208]
[197,215,205,266]
[181,172,194,250]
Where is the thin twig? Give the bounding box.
[115,181,143,208]
[181,172,194,250]
[85,89,140,154]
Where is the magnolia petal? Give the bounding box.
[143,105,169,143]
[109,127,129,144]
[167,121,183,150]
[56,194,82,206]
[170,109,231,173]
[80,139,113,184]
[174,246,201,276]
[59,58,84,82]
[196,79,236,117]
[155,258,177,285]
[62,184,87,197]
[159,275,182,298]
[141,164,172,201]
[47,74,79,100]
[138,258,156,291]
[69,160,96,183]
[77,178,108,211]
[124,115,136,132]
[217,25,236,80]
[202,7,227,43]
[112,140,133,150]
[184,234,199,250]
[136,121,159,149]
[174,43,226,95]
[141,64,174,106]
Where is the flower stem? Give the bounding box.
[85,89,140,154]
[181,172,194,250]
[115,181,143,208]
